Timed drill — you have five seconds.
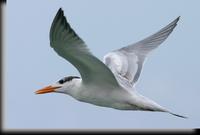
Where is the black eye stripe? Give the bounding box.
[58,76,80,84]
[58,79,64,84]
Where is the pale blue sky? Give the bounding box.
[4,0,200,129]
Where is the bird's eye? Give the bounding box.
[58,76,80,84]
[58,79,64,84]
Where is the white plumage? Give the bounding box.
[36,8,186,118]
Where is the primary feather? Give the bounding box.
[104,17,180,88]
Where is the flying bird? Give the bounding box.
[36,8,186,118]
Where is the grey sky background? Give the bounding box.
[5,0,200,129]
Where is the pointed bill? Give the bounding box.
[35,86,61,94]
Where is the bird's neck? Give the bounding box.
[66,78,83,97]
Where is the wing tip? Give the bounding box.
[58,7,63,14]
[51,8,65,25]
[169,16,180,33]
[172,16,180,27]
[58,7,62,11]
[57,7,64,17]
[50,7,66,42]
[175,16,180,23]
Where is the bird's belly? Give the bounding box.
[79,96,139,110]
[75,88,138,110]
[77,90,115,107]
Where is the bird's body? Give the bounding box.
[36,8,186,118]
[56,78,163,111]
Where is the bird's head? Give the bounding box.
[35,76,81,95]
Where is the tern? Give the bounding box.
[36,8,186,118]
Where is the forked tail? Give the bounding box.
[168,112,188,119]
[131,93,187,118]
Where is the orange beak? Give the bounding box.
[35,85,61,94]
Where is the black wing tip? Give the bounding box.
[166,16,180,31]
[50,7,66,44]
[57,7,64,17]
[51,8,65,24]
[58,7,62,11]
[176,16,180,23]
[168,16,180,28]
[58,7,63,13]
[172,16,180,26]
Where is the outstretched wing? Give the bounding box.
[50,8,119,87]
[104,17,180,88]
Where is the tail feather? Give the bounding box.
[169,112,188,119]
[154,106,187,119]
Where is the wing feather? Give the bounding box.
[104,17,180,88]
[50,8,119,87]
